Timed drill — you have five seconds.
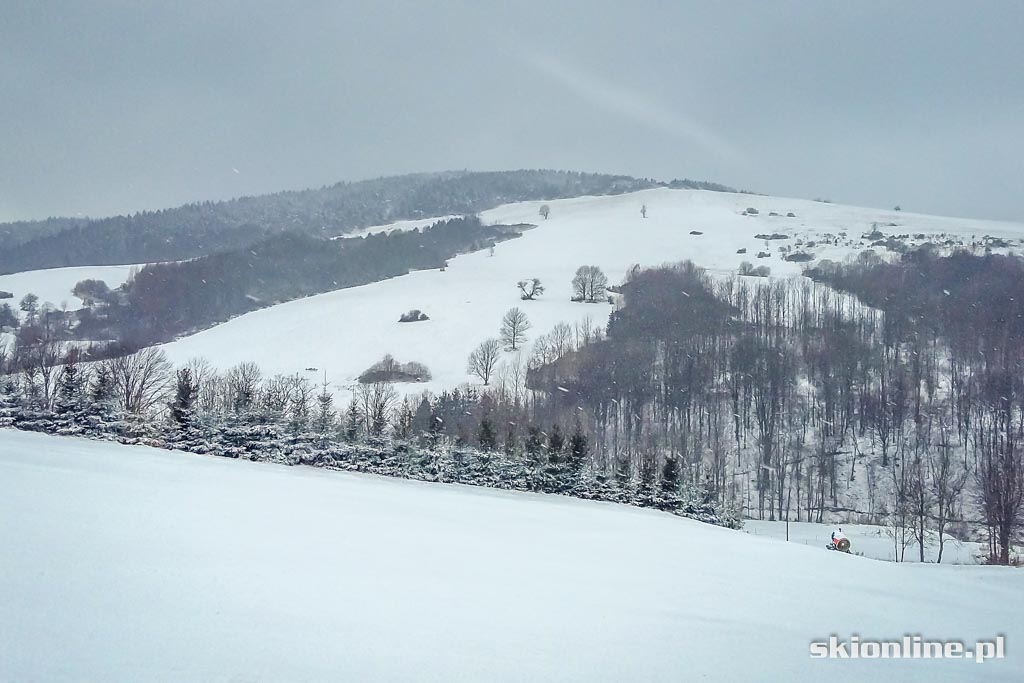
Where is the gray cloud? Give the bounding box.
[1,0,1022,222]
[500,39,746,165]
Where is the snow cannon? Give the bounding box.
[826,537,851,553]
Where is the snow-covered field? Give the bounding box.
[744,520,988,564]
[0,263,142,313]
[153,188,1024,400]
[1,429,1020,682]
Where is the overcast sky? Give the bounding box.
[2,1,1022,223]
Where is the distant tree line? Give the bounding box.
[67,216,521,348]
[0,170,673,274]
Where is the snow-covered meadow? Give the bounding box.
[154,188,1024,401]
[0,263,142,314]
[1,429,1021,682]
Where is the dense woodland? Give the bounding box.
[513,252,1023,563]
[0,170,737,274]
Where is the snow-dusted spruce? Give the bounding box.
[0,358,740,530]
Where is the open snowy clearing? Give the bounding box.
[0,429,1020,681]
[0,263,142,314]
[154,188,1024,401]
[332,214,462,239]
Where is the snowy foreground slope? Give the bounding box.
[155,188,1024,400]
[1,430,1021,682]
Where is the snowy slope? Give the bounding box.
[1,429,1020,681]
[744,520,988,564]
[155,188,1024,400]
[0,263,142,313]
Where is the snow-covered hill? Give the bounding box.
[153,188,1024,400]
[0,430,1019,681]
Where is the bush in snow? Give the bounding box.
[358,354,432,383]
[398,309,429,323]
[784,252,814,262]
[738,261,770,277]
[517,278,544,300]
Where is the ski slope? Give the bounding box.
[0,263,142,314]
[0,429,1020,681]
[743,520,989,564]
[155,188,1024,399]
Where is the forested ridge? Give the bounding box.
[0,170,736,274]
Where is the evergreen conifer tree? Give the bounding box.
[504,422,517,457]
[661,454,681,497]
[170,368,198,427]
[315,378,336,439]
[547,423,565,459]
[568,421,589,484]
[55,361,84,415]
[89,363,116,418]
[478,417,497,450]
[344,398,363,442]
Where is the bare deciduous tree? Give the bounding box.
[287,374,314,435]
[16,336,67,409]
[930,430,967,563]
[0,337,9,374]
[571,265,608,303]
[574,315,601,347]
[224,361,261,414]
[517,278,544,300]
[548,322,575,361]
[975,396,1024,565]
[468,338,501,385]
[500,307,531,351]
[357,381,397,437]
[106,347,173,414]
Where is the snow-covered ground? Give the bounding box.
[332,214,461,239]
[154,188,1024,400]
[0,263,142,313]
[743,520,989,564]
[0,429,1020,681]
